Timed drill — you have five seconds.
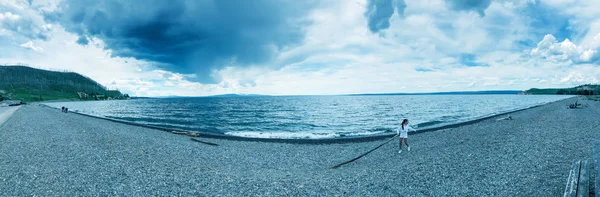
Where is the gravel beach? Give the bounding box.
[1,97,599,196]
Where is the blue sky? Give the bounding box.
[1,0,599,96]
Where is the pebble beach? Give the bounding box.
[1,96,599,196]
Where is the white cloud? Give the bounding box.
[19,40,42,51]
[530,34,600,63]
[172,0,600,95]
[1,0,599,97]
[0,1,52,40]
[560,71,599,84]
[0,12,21,21]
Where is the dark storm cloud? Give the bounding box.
[75,35,89,46]
[364,0,406,33]
[46,0,316,83]
[445,0,492,17]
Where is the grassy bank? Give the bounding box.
[524,84,599,95]
[0,65,128,102]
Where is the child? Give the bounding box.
[397,119,415,154]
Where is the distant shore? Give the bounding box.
[1,97,599,195]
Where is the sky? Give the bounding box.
[1,0,599,96]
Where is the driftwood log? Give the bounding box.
[569,100,583,109]
[186,132,201,137]
[496,114,513,121]
[172,131,203,137]
[171,131,187,135]
[190,138,219,146]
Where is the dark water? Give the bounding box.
[47,95,572,139]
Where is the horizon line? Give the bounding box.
[135,90,526,98]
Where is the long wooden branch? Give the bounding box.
[330,134,399,169]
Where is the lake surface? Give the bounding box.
[46,95,573,139]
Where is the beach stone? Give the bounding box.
[0,97,598,196]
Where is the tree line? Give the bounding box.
[0,65,127,101]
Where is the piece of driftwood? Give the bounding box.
[171,131,187,135]
[496,114,513,121]
[191,138,219,146]
[330,134,399,169]
[569,100,583,109]
[186,132,201,137]
[564,159,590,197]
[564,160,581,197]
[578,160,589,197]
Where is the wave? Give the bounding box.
[45,95,573,139]
[415,120,445,128]
[224,131,340,139]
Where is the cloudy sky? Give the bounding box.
[1,0,599,96]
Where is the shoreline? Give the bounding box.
[2,96,598,195]
[39,96,576,144]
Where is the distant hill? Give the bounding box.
[207,94,268,97]
[153,94,269,98]
[524,85,599,95]
[0,65,128,102]
[347,90,522,96]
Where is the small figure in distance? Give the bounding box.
[397,119,416,154]
[65,107,68,113]
[61,106,65,113]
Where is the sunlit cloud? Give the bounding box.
[0,0,599,96]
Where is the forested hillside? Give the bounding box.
[0,65,128,102]
[523,84,599,95]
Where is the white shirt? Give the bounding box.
[396,124,415,138]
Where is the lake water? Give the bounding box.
[46,95,573,139]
